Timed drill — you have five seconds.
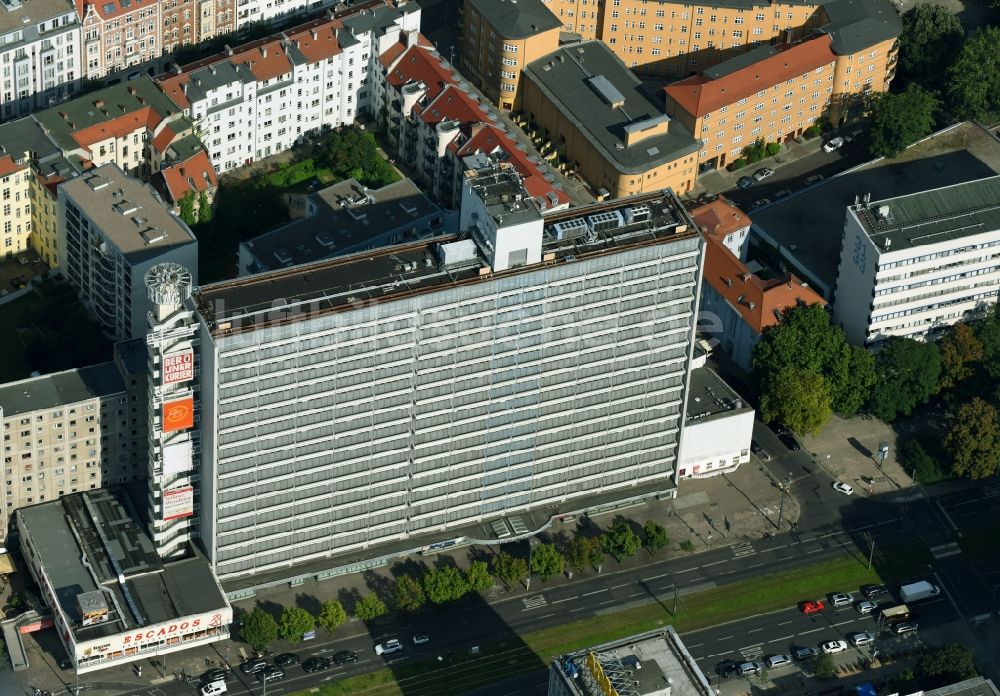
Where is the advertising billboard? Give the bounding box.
[76,608,232,658]
[162,350,194,385]
[162,397,194,433]
[162,486,194,521]
[162,440,193,476]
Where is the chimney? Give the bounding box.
[295,40,300,49]
[174,63,182,74]
[224,44,233,56]
[94,99,104,108]
[210,64,217,75]
[310,29,317,40]
[128,86,136,95]
[261,47,268,58]
[405,30,418,47]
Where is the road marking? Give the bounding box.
[522,595,548,610]
[732,542,757,558]
[702,560,726,567]
[748,563,764,568]
[774,635,793,641]
[538,613,556,619]
[582,589,608,597]
[777,621,793,626]
[551,596,579,604]
[600,600,616,605]
[747,628,763,633]
[643,572,673,580]
[834,620,855,627]
[569,607,586,613]
[719,635,734,640]
[674,567,699,574]
[611,583,629,589]
[805,547,823,554]
[627,592,646,598]
[799,628,824,635]
[688,643,704,649]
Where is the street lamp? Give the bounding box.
[776,475,791,530]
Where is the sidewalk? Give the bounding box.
[691,134,827,199]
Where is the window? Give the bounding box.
[502,43,518,52]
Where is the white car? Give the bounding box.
[412,633,430,645]
[201,683,227,696]
[833,481,854,496]
[850,631,875,646]
[821,640,848,654]
[855,600,878,615]
[375,638,403,655]
[830,592,853,607]
[823,137,845,152]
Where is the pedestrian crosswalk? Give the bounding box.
[522,594,548,610]
[732,542,756,558]
[739,643,764,659]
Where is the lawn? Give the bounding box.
[283,541,933,696]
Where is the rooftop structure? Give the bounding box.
[924,678,1000,696]
[0,362,124,419]
[686,364,748,422]
[548,627,712,696]
[690,196,751,260]
[464,0,561,39]
[17,489,231,673]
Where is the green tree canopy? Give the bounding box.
[491,551,528,589]
[393,574,426,612]
[945,397,1000,479]
[197,191,213,225]
[813,652,836,679]
[830,344,878,418]
[317,599,347,633]
[530,543,565,581]
[313,127,401,188]
[240,608,278,651]
[939,322,983,390]
[974,305,1000,378]
[465,560,494,593]
[178,191,197,227]
[600,520,642,562]
[566,536,604,573]
[867,84,940,158]
[423,566,470,604]
[947,26,1000,123]
[760,366,832,434]
[917,644,978,688]
[869,337,941,421]
[278,606,315,642]
[897,3,964,90]
[643,521,669,555]
[899,439,947,484]
[354,593,387,621]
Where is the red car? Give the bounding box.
[800,600,825,614]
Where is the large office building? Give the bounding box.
[57,163,198,342]
[833,177,1000,346]
[191,167,703,587]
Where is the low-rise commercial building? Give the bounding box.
[17,488,231,673]
[522,40,700,199]
[460,0,561,111]
[57,163,198,341]
[677,358,753,479]
[834,177,1000,346]
[0,0,81,120]
[238,177,453,275]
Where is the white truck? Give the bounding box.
[899,581,940,603]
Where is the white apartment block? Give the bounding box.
[156,0,419,174]
[57,163,198,341]
[834,176,1000,346]
[0,0,80,120]
[80,0,160,80]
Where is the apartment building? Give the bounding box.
[234,0,326,30]
[834,177,1000,346]
[540,0,601,39]
[153,135,217,213]
[665,35,837,173]
[156,0,420,173]
[57,163,198,341]
[521,40,700,199]
[191,171,703,587]
[690,195,750,261]
[378,35,570,210]
[0,0,81,120]
[196,0,236,43]
[78,0,161,80]
[460,0,561,110]
[160,0,196,55]
[0,339,147,540]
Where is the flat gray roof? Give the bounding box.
[0,0,75,36]
[465,0,562,39]
[925,678,1000,696]
[59,163,196,264]
[524,41,701,175]
[687,366,750,421]
[0,116,61,162]
[0,362,124,419]
[17,489,227,641]
[750,122,1000,295]
[820,0,902,55]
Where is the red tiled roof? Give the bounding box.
[286,23,344,63]
[0,155,22,178]
[702,236,825,334]
[665,35,837,118]
[151,124,177,154]
[230,40,293,82]
[157,74,191,109]
[379,33,433,69]
[70,106,161,149]
[160,150,219,203]
[83,0,151,21]
[691,196,751,242]
[421,85,483,127]
[387,44,454,107]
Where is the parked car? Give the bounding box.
[800,599,825,614]
[823,137,845,153]
[200,682,227,696]
[716,660,740,678]
[750,440,770,461]
[737,175,755,189]
[765,654,792,669]
[333,650,359,664]
[862,584,889,600]
[804,174,825,185]
[830,592,854,607]
[893,622,919,635]
[855,600,879,615]
[256,666,284,683]
[412,634,430,645]
[793,647,818,660]
[850,631,875,646]
[821,640,848,654]
[750,198,771,209]
[778,432,801,451]
[833,481,854,496]
[274,653,299,668]
[240,658,268,674]
[738,660,762,676]
[753,167,774,181]
[200,668,226,684]
[773,189,791,199]
[375,638,404,655]
[302,656,332,673]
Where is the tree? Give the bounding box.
[600,520,642,562]
[566,536,603,573]
[945,397,1000,479]
[867,84,940,158]
[465,560,494,593]
[939,322,983,390]
[899,439,947,484]
[813,652,836,679]
[317,599,347,633]
[278,606,315,642]
[917,644,977,688]
[742,138,767,163]
[948,27,1000,123]
[178,190,197,227]
[829,344,877,418]
[239,608,278,651]
[393,575,426,612]
[197,191,213,225]
[760,366,832,434]
[897,4,964,91]
[975,305,1000,378]
[492,552,528,589]
[422,566,470,604]
[530,543,565,581]
[354,593,387,621]
[869,337,941,421]
[643,520,669,555]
